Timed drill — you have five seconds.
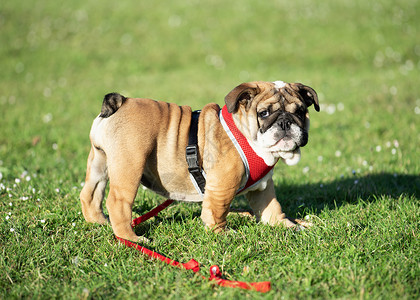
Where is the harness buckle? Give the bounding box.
[186,144,200,171]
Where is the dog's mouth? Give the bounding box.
[254,131,303,166]
[272,145,302,166]
[269,137,298,153]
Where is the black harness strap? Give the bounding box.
[186,110,206,194]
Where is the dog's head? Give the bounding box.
[224,81,319,165]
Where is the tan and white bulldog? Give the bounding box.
[80,81,319,242]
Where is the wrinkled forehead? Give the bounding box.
[255,81,305,111]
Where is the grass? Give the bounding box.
[1,0,419,298]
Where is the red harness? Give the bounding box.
[220,105,276,193]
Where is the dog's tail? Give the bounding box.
[99,93,127,118]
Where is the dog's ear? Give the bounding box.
[289,83,320,112]
[224,82,260,113]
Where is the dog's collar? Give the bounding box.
[220,105,275,194]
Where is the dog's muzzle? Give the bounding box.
[272,115,308,150]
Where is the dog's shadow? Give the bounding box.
[131,173,419,237]
[132,203,202,237]
[272,173,420,217]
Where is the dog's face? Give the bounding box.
[225,81,319,163]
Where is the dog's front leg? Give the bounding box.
[201,186,236,232]
[246,178,298,228]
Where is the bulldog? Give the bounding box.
[80,81,319,242]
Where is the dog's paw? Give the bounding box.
[229,208,254,219]
[83,212,109,225]
[272,216,312,230]
[136,235,150,244]
[287,217,313,230]
[204,223,228,234]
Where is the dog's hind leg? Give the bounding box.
[80,146,109,224]
[105,154,147,242]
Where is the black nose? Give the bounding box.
[280,120,291,131]
[278,115,292,131]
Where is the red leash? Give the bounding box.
[116,199,271,293]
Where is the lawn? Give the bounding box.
[1,0,419,298]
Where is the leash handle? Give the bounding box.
[117,199,271,293]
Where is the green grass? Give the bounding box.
[1,0,419,298]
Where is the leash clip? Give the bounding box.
[209,265,222,278]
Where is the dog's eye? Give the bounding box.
[258,110,270,118]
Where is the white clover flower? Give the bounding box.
[9,202,12,206]
[15,178,21,184]
[10,228,15,232]
[43,113,53,123]
[6,215,10,220]
[391,148,397,155]
[389,86,397,95]
[55,188,60,193]
[302,166,310,174]
[335,150,342,157]
[25,176,31,182]
[326,104,336,115]
[40,219,46,223]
